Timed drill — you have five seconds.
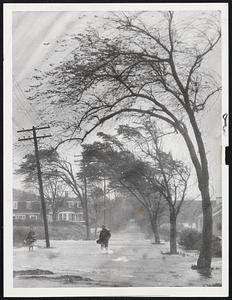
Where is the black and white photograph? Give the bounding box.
[3,3,228,297]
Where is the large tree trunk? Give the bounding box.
[52,210,56,222]
[169,207,177,254]
[187,112,212,269]
[179,119,212,269]
[85,204,90,240]
[150,213,160,244]
[94,212,98,239]
[83,176,90,240]
[197,180,212,269]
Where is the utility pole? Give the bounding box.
[83,165,90,240]
[18,126,51,248]
[74,155,90,240]
[103,176,106,226]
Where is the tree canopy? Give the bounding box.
[27,11,220,147]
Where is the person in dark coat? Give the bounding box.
[97,225,111,252]
[25,226,36,251]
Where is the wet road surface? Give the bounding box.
[13,223,222,287]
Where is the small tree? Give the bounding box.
[52,158,91,239]
[119,160,166,244]
[15,149,67,221]
[43,177,66,221]
[15,149,91,239]
[117,122,190,253]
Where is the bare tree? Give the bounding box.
[118,171,166,245]
[28,11,221,269]
[43,177,66,221]
[52,158,91,239]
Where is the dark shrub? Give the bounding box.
[13,219,44,226]
[212,236,222,257]
[179,228,201,250]
[178,228,221,257]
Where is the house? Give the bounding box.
[55,192,84,223]
[196,197,222,237]
[13,198,53,222]
[57,209,84,222]
[13,189,45,221]
[13,189,84,223]
[176,200,203,230]
[159,200,203,230]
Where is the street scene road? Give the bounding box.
[13,223,221,288]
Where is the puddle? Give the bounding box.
[14,269,54,277]
[112,256,129,262]
[21,274,93,283]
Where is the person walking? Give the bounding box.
[25,226,36,251]
[97,225,111,253]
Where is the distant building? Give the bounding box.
[13,190,42,221]
[57,209,84,223]
[13,189,84,223]
[159,200,203,231]
[55,192,84,223]
[176,200,202,230]
[196,197,222,237]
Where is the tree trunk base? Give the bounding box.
[170,251,178,255]
[197,256,211,270]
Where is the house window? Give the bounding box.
[16,215,26,220]
[63,214,66,221]
[68,201,74,208]
[26,202,32,209]
[32,202,40,210]
[68,213,72,221]
[59,214,62,221]
[18,202,27,210]
[30,215,37,220]
[13,202,18,209]
[77,213,83,221]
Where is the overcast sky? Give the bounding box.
[12,10,222,199]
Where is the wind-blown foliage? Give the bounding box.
[116,120,190,252]
[82,129,189,246]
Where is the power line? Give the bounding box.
[13,76,46,128]
[13,119,34,155]
[13,90,36,125]
[13,75,42,119]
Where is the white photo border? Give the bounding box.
[4,2,229,297]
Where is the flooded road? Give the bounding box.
[13,223,222,287]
